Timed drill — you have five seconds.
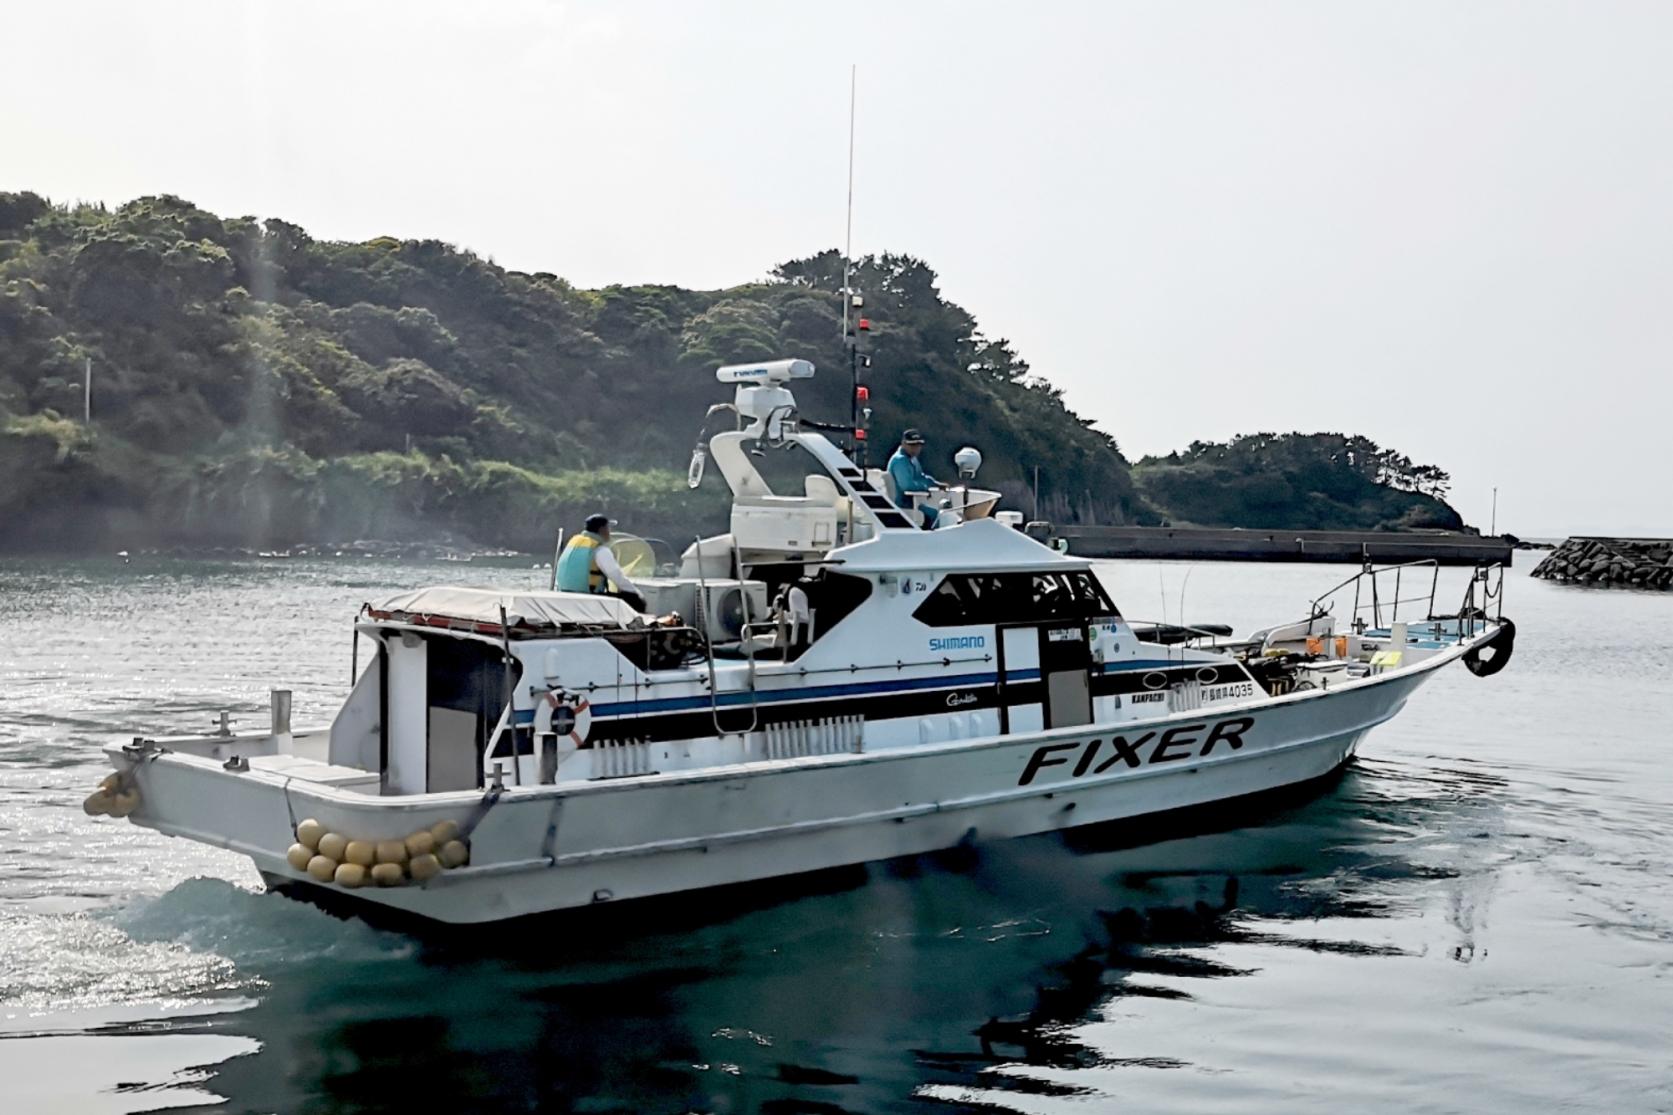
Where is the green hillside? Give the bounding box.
[1132,433,1465,531]
[0,193,1145,552]
[0,192,1468,552]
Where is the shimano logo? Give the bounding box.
[929,635,986,652]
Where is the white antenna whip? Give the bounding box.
[842,64,857,338]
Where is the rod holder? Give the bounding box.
[270,689,293,736]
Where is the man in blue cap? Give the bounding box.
[888,428,940,528]
[556,513,646,611]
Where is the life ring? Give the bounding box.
[1464,618,1516,678]
[534,690,591,746]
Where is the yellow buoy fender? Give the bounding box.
[83,771,138,818]
[317,832,348,862]
[438,840,470,869]
[296,819,325,850]
[283,824,469,885]
[306,854,338,883]
[370,863,405,887]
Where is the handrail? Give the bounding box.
[734,540,762,734]
[546,651,1001,696]
[693,535,727,737]
[1310,559,1441,632]
[1309,558,1506,637]
[1310,559,1439,614]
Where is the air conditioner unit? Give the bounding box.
[695,580,770,644]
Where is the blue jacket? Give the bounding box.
[887,448,937,508]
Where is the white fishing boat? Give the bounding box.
[89,358,1515,925]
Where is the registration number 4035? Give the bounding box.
[1016,716,1255,786]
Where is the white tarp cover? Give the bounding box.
[376,586,637,628]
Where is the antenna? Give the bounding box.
[842,65,867,466]
[841,63,856,341]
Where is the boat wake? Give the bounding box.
[112,876,416,972]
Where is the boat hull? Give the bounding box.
[111,660,1441,926]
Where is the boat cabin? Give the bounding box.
[317,357,1266,795]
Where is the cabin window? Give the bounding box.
[809,571,872,635]
[912,570,1118,627]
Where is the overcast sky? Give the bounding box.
[6,1,1669,536]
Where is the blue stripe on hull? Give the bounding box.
[513,658,1189,723]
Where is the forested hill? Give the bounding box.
[0,192,1466,553]
[1132,434,1465,532]
[0,192,1145,552]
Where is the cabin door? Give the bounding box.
[1037,621,1093,729]
[385,633,428,794]
[996,621,1093,733]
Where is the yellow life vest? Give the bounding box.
[556,532,607,593]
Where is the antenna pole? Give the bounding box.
[842,63,856,342]
[1490,486,1498,535]
[84,356,92,424]
[842,65,864,467]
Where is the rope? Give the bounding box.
[458,785,504,841]
[280,776,299,835]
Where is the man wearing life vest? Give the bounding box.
[556,514,647,612]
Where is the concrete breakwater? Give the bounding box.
[1530,537,1673,589]
[1056,526,1513,566]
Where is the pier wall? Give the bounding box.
[1056,526,1512,566]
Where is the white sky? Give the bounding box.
[6,1,1670,536]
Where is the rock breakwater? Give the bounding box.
[1530,537,1673,590]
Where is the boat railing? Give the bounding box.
[1439,562,1507,638]
[1122,620,1240,648]
[1311,559,1441,633]
[1310,559,1506,637]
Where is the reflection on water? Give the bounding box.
[2,556,1671,1113]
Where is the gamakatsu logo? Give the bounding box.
[929,635,986,652]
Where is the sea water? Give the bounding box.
[0,555,1669,1114]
